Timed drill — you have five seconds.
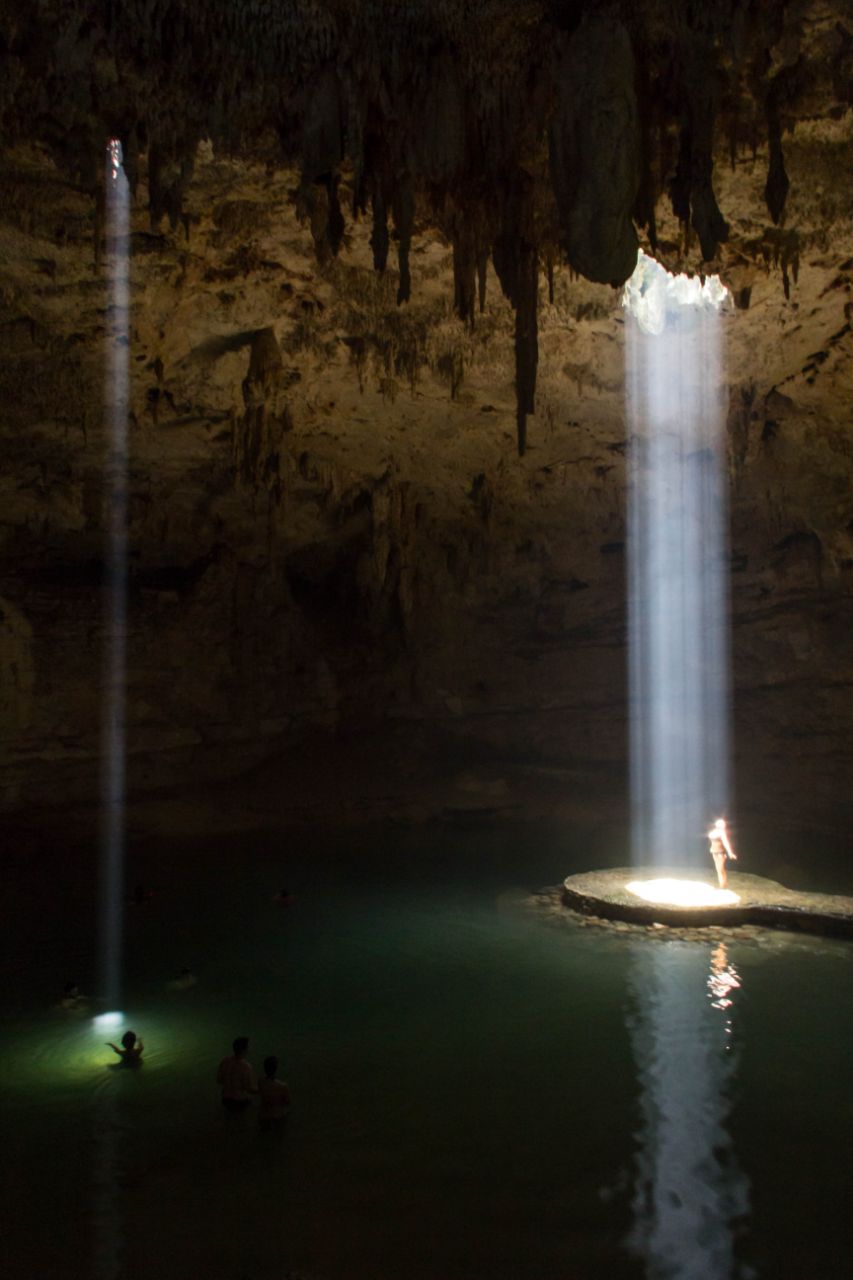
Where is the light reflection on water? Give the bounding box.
[628,942,751,1280]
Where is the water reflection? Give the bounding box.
[93,1078,123,1280]
[628,943,751,1279]
[708,944,740,1038]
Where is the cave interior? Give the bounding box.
[0,0,851,854]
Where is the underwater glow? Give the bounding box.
[93,1011,125,1030]
[624,250,732,867]
[99,138,130,1012]
[626,879,740,908]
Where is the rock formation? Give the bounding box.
[0,1,850,835]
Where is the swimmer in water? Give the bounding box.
[107,1029,144,1065]
[129,883,156,905]
[708,817,737,889]
[167,967,197,990]
[273,888,295,906]
[258,1055,291,1131]
[59,982,86,1010]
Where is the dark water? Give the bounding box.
[2,824,852,1279]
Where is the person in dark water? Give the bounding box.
[167,967,197,990]
[107,1029,144,1065]
[258,1055,291,1131]
[708,817,737,889]
[59,981,86,1009]
[216,1036,257,1110]
[273,888,296,906]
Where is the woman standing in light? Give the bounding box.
[708,818,737,888]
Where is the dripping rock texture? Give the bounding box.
[0,1,851,834]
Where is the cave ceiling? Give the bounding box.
[1,0,852,452]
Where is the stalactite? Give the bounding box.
[493,176,538,457]
[764,58,804,225]
[476,248,488,313]
[234,327,291,497]
[392,172,414,305]
[631,36,658,252]
[514,243,538,458]
[549,13,640,284]
[0,0,842,465]
[370,184,390,272]
[452,222,477,329]
[674,32,729,261]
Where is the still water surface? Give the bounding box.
[2,825,851,1279]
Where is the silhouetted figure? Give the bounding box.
[708,818,737,889]
[273,889,296,907]
[107,1029,144,1065]
[167,967,197,990]
[258,1055,291,1131]
[60,982,86,1010]
[217,1036,257,1111]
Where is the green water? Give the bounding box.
[2,825,852,1279]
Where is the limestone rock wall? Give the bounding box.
[0,117,851,830]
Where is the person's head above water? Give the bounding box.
[232,1036,250,1057]
[263,1055,278,1078]
[64,982,79,996]
[121,1030,137,1050]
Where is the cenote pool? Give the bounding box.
[2,823,852,1279]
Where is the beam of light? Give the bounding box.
[93,1069,123,1279]
[626,879,740,908]
[628,945,750,1278]
[99,138,130,1014]
[624,251,732,868]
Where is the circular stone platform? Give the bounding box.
[562,868,853,938]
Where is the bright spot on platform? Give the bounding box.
[626,879,740,908]
[93,1011,124,1030]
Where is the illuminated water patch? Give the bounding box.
[626,878,740,908]
[92,1010,125,1030]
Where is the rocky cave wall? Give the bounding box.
[0,1,851,831]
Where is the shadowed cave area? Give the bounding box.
[1,4,853,1280]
